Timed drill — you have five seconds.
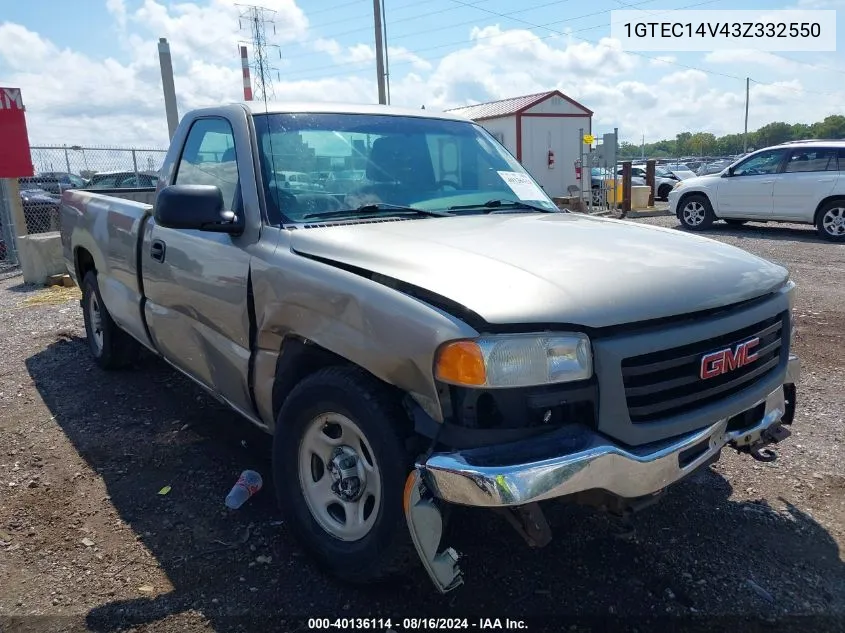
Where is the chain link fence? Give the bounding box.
[0,179,19,275]
[16,145,168,236]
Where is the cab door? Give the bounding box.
[141,117,255,415]
[716,148,788,218]
[772,147,840,222]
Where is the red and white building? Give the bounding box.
[446,90,593,198]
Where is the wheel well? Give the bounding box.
[75,247,95,281]
[675,191,708,216]
[813,196,845,224]
[271,337,350,420]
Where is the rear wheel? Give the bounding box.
[81,271,139,369]
[678,194,715,231]
[816,200,845,242]
[273,366,415,583]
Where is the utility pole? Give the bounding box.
[743,77,750,153]
[237,4,281,104]
[641,133,645,160]
[157,38,179,139]
[372,0,387,104]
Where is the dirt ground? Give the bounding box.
[1,217,844,633]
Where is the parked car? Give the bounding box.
[697,160,731,176]
[84,171,159,189]
[20,186,61,233]
[325,169,367,194]
[669,141,845,241]
[62,102,800,594]
[19,172,85,196]
[618,165,677,201]
[273,171,324,191]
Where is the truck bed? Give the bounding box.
[61,189,154,349]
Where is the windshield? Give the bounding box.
[253,112,557,224]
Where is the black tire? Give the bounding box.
[815,199,845,242]
[81,271,139,369]
[724,219,748,226]
[273,365,415,583]
[657,184,672,200]
[677,194,715,231]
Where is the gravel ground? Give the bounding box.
[1,217,844,633]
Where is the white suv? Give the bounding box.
[668,141,845,242]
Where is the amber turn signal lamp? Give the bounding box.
[435,341,486,386]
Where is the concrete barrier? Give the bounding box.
[632,185,651,210]
[17,232,65,284]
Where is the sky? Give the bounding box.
[1,0,843,150]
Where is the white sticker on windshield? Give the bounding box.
[497,171,546,201]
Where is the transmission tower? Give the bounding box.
[236,3,281,103]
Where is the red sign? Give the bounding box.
[0,88,34,178]
[700,337,760,380]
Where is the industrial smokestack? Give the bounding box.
[240,46,254,101]
[157,38,179,139]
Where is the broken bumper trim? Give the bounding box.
[420,357,799,508]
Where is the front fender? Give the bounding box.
[249,241,479,430]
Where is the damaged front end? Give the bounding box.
[403,355,799,593]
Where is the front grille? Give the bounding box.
[621,312,786,424]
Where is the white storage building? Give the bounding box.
[446,90,593,199]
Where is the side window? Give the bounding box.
[117,174,138,187]
[732,150,787,177]
[175,118,240,210]
[839,149,845,171]
[784,148,838,173]
[91,175,118,188]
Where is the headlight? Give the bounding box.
[434,334,593,388]
[672,181,684,190]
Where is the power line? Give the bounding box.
[274,0,845,100]
[282,0,573,65]
[276,0,724,81]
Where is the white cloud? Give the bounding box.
[704,50,804,72]
[314,40,432,72]
[0,4,843,154]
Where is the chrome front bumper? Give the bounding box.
[419,355,799,508]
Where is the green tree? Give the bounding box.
[813,115,845,139]
[754,122,794,147]
[689,132,716,156]
[675,132,692,156]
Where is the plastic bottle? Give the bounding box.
[225,470,263,509]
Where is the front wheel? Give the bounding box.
[658,184,672,200]
[273,366,415,583]
[816,200,845,242]
[678,194,715,231]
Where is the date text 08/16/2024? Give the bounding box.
[307,618,529,630]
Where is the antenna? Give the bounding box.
[236,3,281,103]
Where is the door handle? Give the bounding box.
[150,239,166,263]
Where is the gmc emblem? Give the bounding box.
[700,337,760,380]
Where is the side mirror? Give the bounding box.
[724,166,734,177]
[154,184,240,234]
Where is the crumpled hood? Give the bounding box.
[289,213,789,328]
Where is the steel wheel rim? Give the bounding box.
[298,412,381,542]
[682,201,705,226]
[88,293,104,354]
[822,206,845,236]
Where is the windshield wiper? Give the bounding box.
[447,199,556,213]
[302,203,452,221]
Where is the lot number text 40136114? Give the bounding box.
[307,618,529,630]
